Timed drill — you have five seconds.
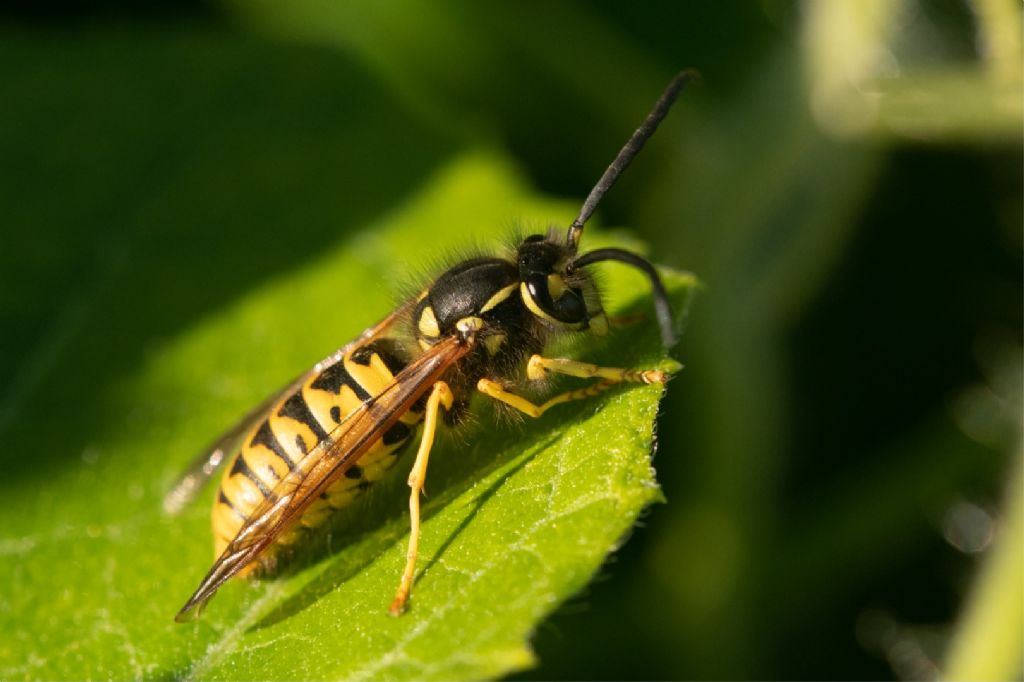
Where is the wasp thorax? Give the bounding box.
[413,257,523,350]
[517,234,605,333]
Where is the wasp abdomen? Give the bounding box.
[211,339,420,565]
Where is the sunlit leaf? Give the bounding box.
[0,37,695,676]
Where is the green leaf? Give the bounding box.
[0,123,695,680]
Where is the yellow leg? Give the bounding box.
[389,381,453,616]
[478,377,619,418]
[478,354,668,419]
[526,354,666,384]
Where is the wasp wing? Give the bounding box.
[163,304,413,515]
[174,334,469,621]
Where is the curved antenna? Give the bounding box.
[569,247,676,348]
[566,69,699,251]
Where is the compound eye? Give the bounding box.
[524,274,586,324]
[553,288,586,322]
[524,274,555,313]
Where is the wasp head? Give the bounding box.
[517,233,609,336]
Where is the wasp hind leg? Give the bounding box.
[477,354,667,419]
[389,380,454,616]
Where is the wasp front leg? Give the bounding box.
[389,380,454,616]
[525,355,667,385]
[477,354,668,419]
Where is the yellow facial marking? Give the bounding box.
[479,283,517,314]
[547,274,566,299]
[418,305,440,339]
[589,313,609,336]
[519,282,560,324]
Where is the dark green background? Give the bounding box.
[1,2,1019,679]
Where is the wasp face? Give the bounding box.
[517,234,608,335]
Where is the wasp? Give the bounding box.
[167,70,696,621]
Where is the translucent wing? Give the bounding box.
[163,304,412,515]
[174,334,469,621]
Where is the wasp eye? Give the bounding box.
[518,237,590,326]
[553,288,585,321]
[524,274,586,324]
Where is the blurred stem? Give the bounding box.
[802,0,1023,141]
[972,0,1022,87]
[943,447,1024,680]
[874,68,1022,142]
[802,0,905,137]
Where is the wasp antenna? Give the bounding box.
[569,247,676,347]
[567,69,699,252]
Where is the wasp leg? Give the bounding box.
[389,380,454,616]
[477,356,667,418]
[478,377,619,417]
[526,355,667,385]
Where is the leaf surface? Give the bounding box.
[0,65,695,678]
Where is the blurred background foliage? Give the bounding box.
[1,0,1020,679]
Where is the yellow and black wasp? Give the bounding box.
[167,70,696,621]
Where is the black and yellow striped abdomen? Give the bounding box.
[212,340,419,570]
